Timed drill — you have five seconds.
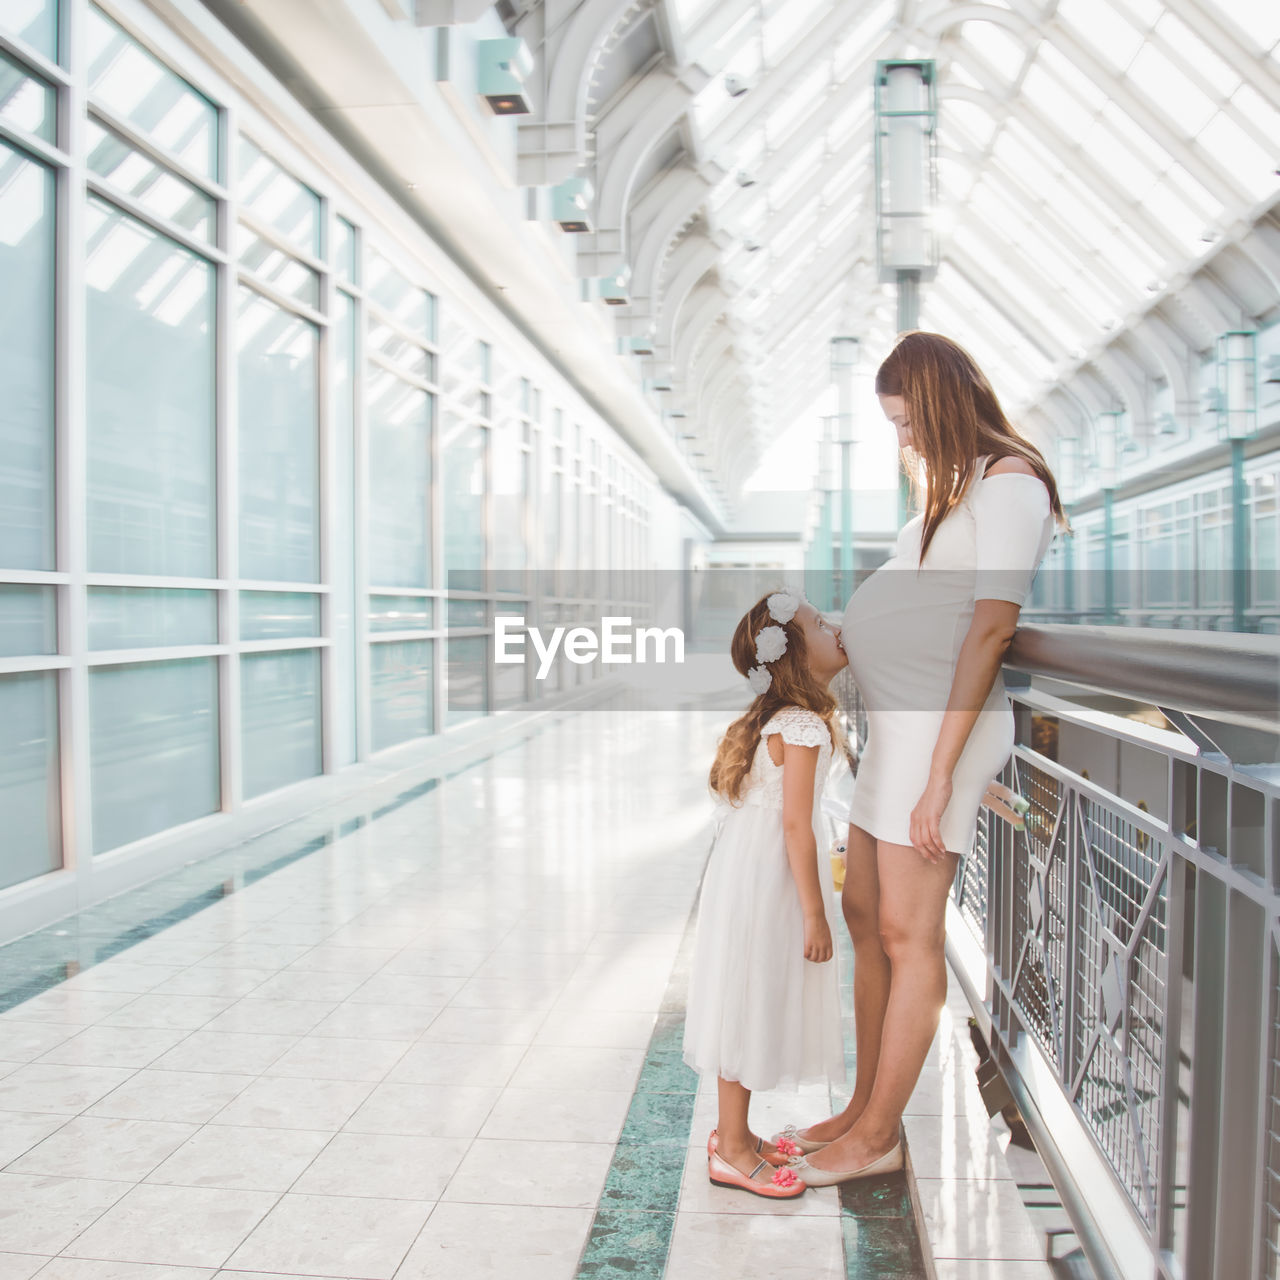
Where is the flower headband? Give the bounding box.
[746,589,802,695]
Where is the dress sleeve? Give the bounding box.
[972,473,1053,605]
[760,706,830,748]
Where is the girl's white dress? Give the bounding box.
[682,705,845,1093]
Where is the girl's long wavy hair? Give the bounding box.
[876,331,1073,566]
[708,594,841,805]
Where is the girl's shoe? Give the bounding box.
[708,1149,806,1198]
[785,1142,903,1187]
[706,1130,790,1166]
[771,1123,833,1154]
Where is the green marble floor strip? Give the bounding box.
[574,900,700,1279]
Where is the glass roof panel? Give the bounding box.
[1055,0,1146,71]
[960,19,1031,83]
[1201,0,1280,54]
[1126,43,1218,135]
[1197,112,1278,203]
[766,62,830,145]
[669,0,719,37]
[1152,12,1238,95]
[1019,63,1096,139]
[761,0,826,62]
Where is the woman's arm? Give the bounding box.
[779,739,833,961]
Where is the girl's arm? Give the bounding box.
[778,738,833,962]
[911,459,1051,862]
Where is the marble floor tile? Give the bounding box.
[86,1069,252,1124]
[201,998,336,1037]
[468,952,582,984]
[0,1172,129,1254]
[62,1183,277,1268]
[345,1081,499,1138]
[233,968,367,1003]
[478,1086,631,1144]
[532,1008,655,1049]
[265,1034,410,1082]
[378,947,488,979]
[0,1062,135,1114]
[414,1007,544,1045]
[902,1112,1009,1183]
[914,1176,1045,1262]
[384,1040,526,1088]
[439,1138,612,1209]
[36,1025,190,1070]
[393,1202,592,1280]
[310,1002,442,1041]
[98,994,235,1031]
[149,1030,297,1076]
[348,973,466,1007]
[209,1075,373,1130]
[33,1261,215,1280]
[0,1021,87,1064]
[664,1210,846,1280]
[290,1131,470,1200]
[446,978,561,1010]
[145,1124,331,1192]
[202,943,313,970]
[0,1254,49,1280]
[287,944,400,974]
[148,967,275,999]
[5,1115,197,1181]
[224,1192,431,1279]
[0,1111,70,1165]
[932,1262,1055,1279]
[505,1045,644,1093]
[57,965,186,995]
[1,988,136,1025]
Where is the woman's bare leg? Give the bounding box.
[804,839,959,1171]
[798,822,886,1142]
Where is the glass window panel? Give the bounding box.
[0,583,56,657]
[88,119,215,242]
[238,287,320,583]
[1197,113,1277,203]
[86,198,215,576]
[1056,0,1145,71]
[962,19,1027,82]
[370,638,432,749]
[0,51,55,141]
[367,247,430,333]
[1154,13,1238,96]
[493,418,526,573]
[442,417,485,581]
[89,656,219,853]
[241,648,321,799]
[236,224,319,308]
[86,7,216,179]
[0,142,55,571]
[447,636,486,725]
[88,586,215,649]
[369,318,433,381]
[1,1,57,62]
[0,671,60,890]
[447,599,486,629]
[368,366,431,588]
[334,215,356,281]
[1205,0,1280,54]
[369,595,433,632]
[237,136,320,258]
[239,591,320,641]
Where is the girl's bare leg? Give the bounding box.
[800,822,886,1142]
[804,839,958,1171]
[715,1077,774,1178]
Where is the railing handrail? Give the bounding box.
[1006,623,1280,735]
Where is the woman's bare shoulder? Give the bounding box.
[984,456,1038,478]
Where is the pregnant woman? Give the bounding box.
[783,331,1070,1185]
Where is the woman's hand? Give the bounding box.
[910,773,953,863]
[803,912,833,963]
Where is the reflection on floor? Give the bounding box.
[0,702,926,1280]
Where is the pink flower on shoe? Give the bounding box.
[775,1137,801,1157]
[771,1165,800,1188]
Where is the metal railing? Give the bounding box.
[833,624,1280,1280]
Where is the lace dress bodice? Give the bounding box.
[739,706,834,812]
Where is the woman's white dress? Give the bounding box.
[682,706,845,1093]
[841,455,1055,853]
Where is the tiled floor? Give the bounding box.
[0,703,930,1280]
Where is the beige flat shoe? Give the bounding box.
[771,1123,832,1155]
[785,1142,903,1186]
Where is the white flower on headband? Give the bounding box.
[755,625,788,664]
[766,590,801,625]
[746,665,772,695]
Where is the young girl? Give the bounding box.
[681,587,849,1198]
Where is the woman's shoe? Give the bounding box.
[771,1123,833,1154]
[785,1142,903,1187]
[707,1130,789,1166]
[707,1149,806,1198]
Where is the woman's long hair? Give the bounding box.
[708,595,841,805]
[876,331,1072,565]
